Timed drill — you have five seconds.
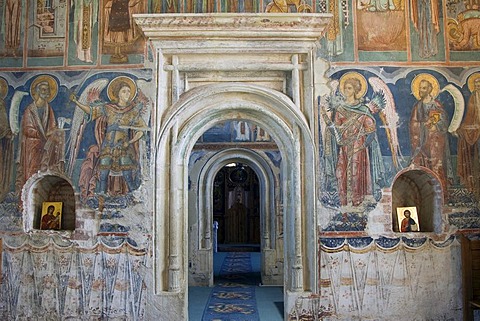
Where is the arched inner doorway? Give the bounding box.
[189,144,283,287]
[214,163,261,252]
[187,124,285,319]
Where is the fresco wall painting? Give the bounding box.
[1,0,479,66]
[0,0,148,68]
[319,67,480,232]
[0,1,479,320]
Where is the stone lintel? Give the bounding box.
[133,13,332,48]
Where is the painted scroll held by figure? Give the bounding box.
[321,72,391,207]
[15,75,66,195]
[409,73,455,191]
[70,76,150,199]
[456,73,480,198]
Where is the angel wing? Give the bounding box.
[441,84,465,134]
[329,79,339,97]
[135,79,153,125]
[9,91,29,135]
[319,79,342,142]
[318,79,340,113]
[66,78,109,177]
[368,77,404,170]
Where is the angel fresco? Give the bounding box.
[69,76,150,199]
[409,73,463,191]
[456,73,480,198]
[320,72,401,207]
[14,75,66,195]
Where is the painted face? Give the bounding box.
[474,79,480,91]
[343,83,356,99]
[419,81,432,99]
[118,85,131,104]
[38,83,50,100]
[404,211,410,217]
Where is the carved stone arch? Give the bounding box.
[154,83,317,299]
[190,147,281,287]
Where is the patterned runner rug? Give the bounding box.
[202,252,260,320]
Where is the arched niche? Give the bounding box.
[189,147,282,287]
[22,171,77,233]
[391,168,444,234]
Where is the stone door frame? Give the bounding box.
[134,13,332,319]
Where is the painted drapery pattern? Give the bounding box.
[0,238,147,320]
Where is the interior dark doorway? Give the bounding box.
[212,162,261,253]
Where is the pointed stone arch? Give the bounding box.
[154,83,317,298]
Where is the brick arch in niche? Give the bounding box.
[391,167,445,234]
[191,147,281,287]
[154,83,317,298]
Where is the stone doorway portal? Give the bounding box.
[134,13,332,320]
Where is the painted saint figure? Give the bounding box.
[40,205,61,230]
[456,73,480,198]
[410,0,440,58]
[71,76,147,197]
[15,75,65,194]
[103,0,144,63]
[400,209,418,232]
[322,72,386,207]
[71,0,96,62]
[0,78,14,201]
[3,0,22,56]
[409,74,452,191]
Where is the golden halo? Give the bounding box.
[0,78,7,99]
[339,72,368,100]
[467,72,480,93]
[30,75,58,102]
[107,76,137,103]
[411,73,440,100]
